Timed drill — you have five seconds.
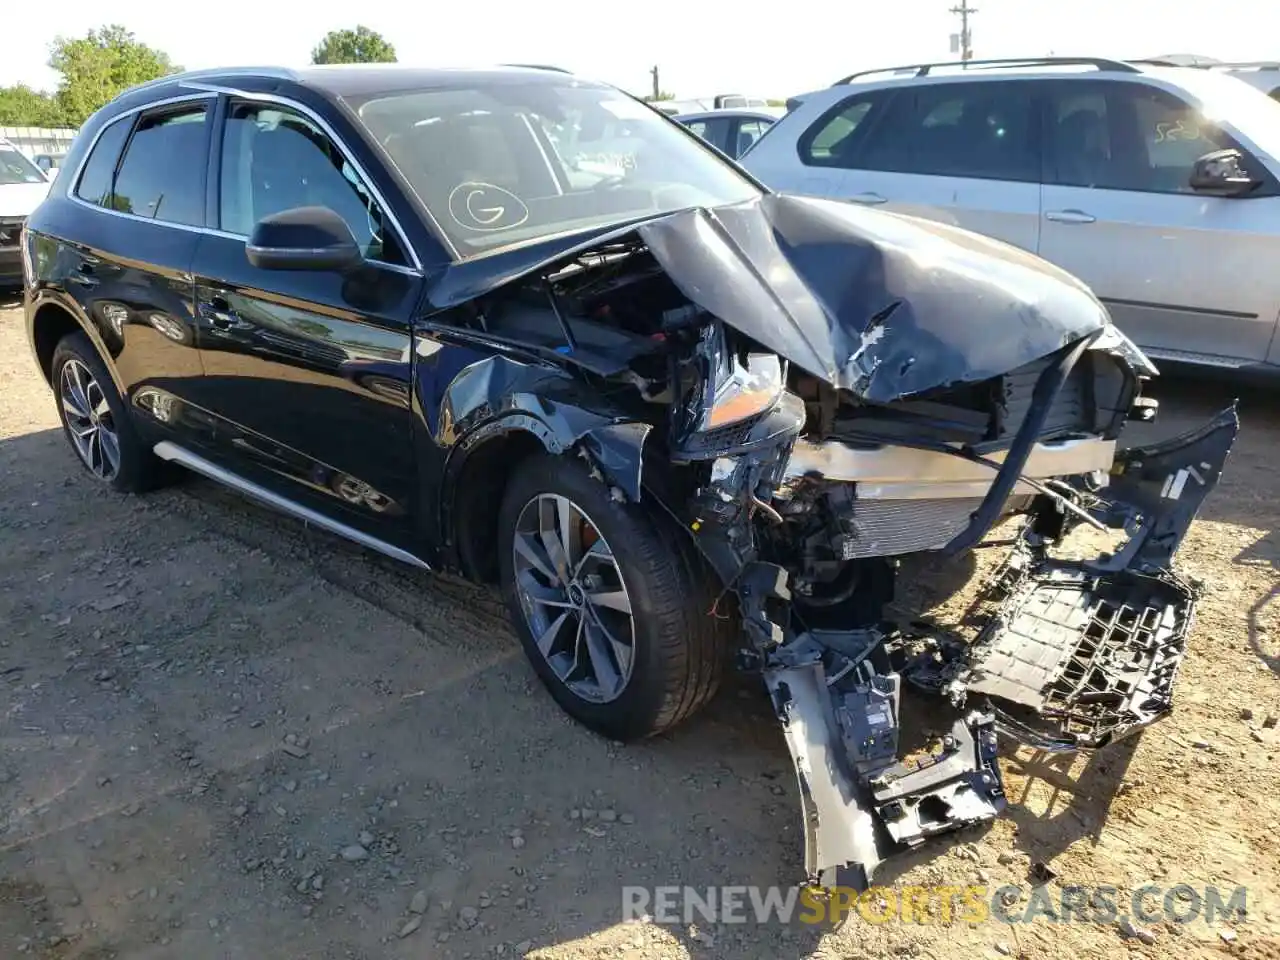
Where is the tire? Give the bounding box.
[51,331,166,494]
[498,453,731,741]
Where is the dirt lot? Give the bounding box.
[2,294,1279,960]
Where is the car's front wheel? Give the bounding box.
[51,332,165,494]
[498,453,730,741]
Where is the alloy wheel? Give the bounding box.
[59,358,120,481]
[512,494,636,703]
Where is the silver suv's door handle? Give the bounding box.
[849,192,888,205]
[1044,209,1096,224]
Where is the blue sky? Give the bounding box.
[6,0,1279,101]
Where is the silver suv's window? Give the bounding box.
[801,95,878,165]
[353,80,759,258]
[1048,81,1237,194]
[858,81,1040,182]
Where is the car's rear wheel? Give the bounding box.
[51,332,164,494]
[498,453,730,741]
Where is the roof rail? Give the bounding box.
[1209,60,1280,70]
[834,56,1141,85]
[1131,58,1280,71]
[501,63,573,74]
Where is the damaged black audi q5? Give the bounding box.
[22,64,1238,889]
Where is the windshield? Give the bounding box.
[1167,70,1280,162]
[355,79,760,258]
[0,146,47,186]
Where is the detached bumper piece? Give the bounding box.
[749,404,1239,891]
[964,402,1240,750]
[966,555,1194,750]
[758,615,1008,891]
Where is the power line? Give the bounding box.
[949,0,977,61]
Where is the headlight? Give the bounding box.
[697,350,785,431]
[1090,323,1159,377]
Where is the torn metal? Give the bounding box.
[419,193,1238,892]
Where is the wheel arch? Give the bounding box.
[442,413,652,584]
[28,294,119,392]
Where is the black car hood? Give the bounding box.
[426,193,1111,402]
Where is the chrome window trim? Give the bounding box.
[64,85,425,278]
[68,92,217,226]
[184,82,426,273]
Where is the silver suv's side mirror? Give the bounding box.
[1189,148,1262,197]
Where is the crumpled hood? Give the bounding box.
[427,193,1113,402]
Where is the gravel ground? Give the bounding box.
[2,293,1279,960]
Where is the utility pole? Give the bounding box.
[949,0,976,61]
[650,65,660,100]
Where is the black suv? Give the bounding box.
[21,64,1237,888]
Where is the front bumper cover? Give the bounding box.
[756,403,1239,889]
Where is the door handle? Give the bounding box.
[206,295,236,329]
[849,192,888,205]
[1044,209,1096,224]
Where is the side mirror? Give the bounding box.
[1189,148,1261,198]
[246,206,363,272]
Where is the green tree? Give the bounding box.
[0,84,64,126]
[49,25,179,126]
[311,26,397,65]
[643,91,675,102]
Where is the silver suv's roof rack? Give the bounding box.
[1206,60,1280,70]
[834,57,1141,85]
[1135,57,1280,69]
[501,63,573,74]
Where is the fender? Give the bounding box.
[433,353,652,551]
[25,287,125,394]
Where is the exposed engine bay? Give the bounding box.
[428,194,1240,890]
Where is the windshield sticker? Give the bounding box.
[599,98,653,121]
[446,182,530,233]
[1154,119,1203,143]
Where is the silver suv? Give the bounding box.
[745,57,1280,376]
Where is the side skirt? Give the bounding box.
[152,441,431,571]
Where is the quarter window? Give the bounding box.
[857,82,1039,181]
[112,106,209,226]
[219,102,407,266]
[801,96,877,166]
[74,117,133,207]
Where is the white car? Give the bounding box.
[744,57,1280,375]
[1,138,52,286]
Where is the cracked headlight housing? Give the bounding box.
[694,324,786,432]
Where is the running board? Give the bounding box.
[152,441,431,571]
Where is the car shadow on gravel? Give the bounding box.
[0,365,1265,957]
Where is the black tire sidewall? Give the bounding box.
[498,454,702,741]
[51,331,155,494]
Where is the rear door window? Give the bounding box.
[111,105,210,225]
[857,81,1040,182]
